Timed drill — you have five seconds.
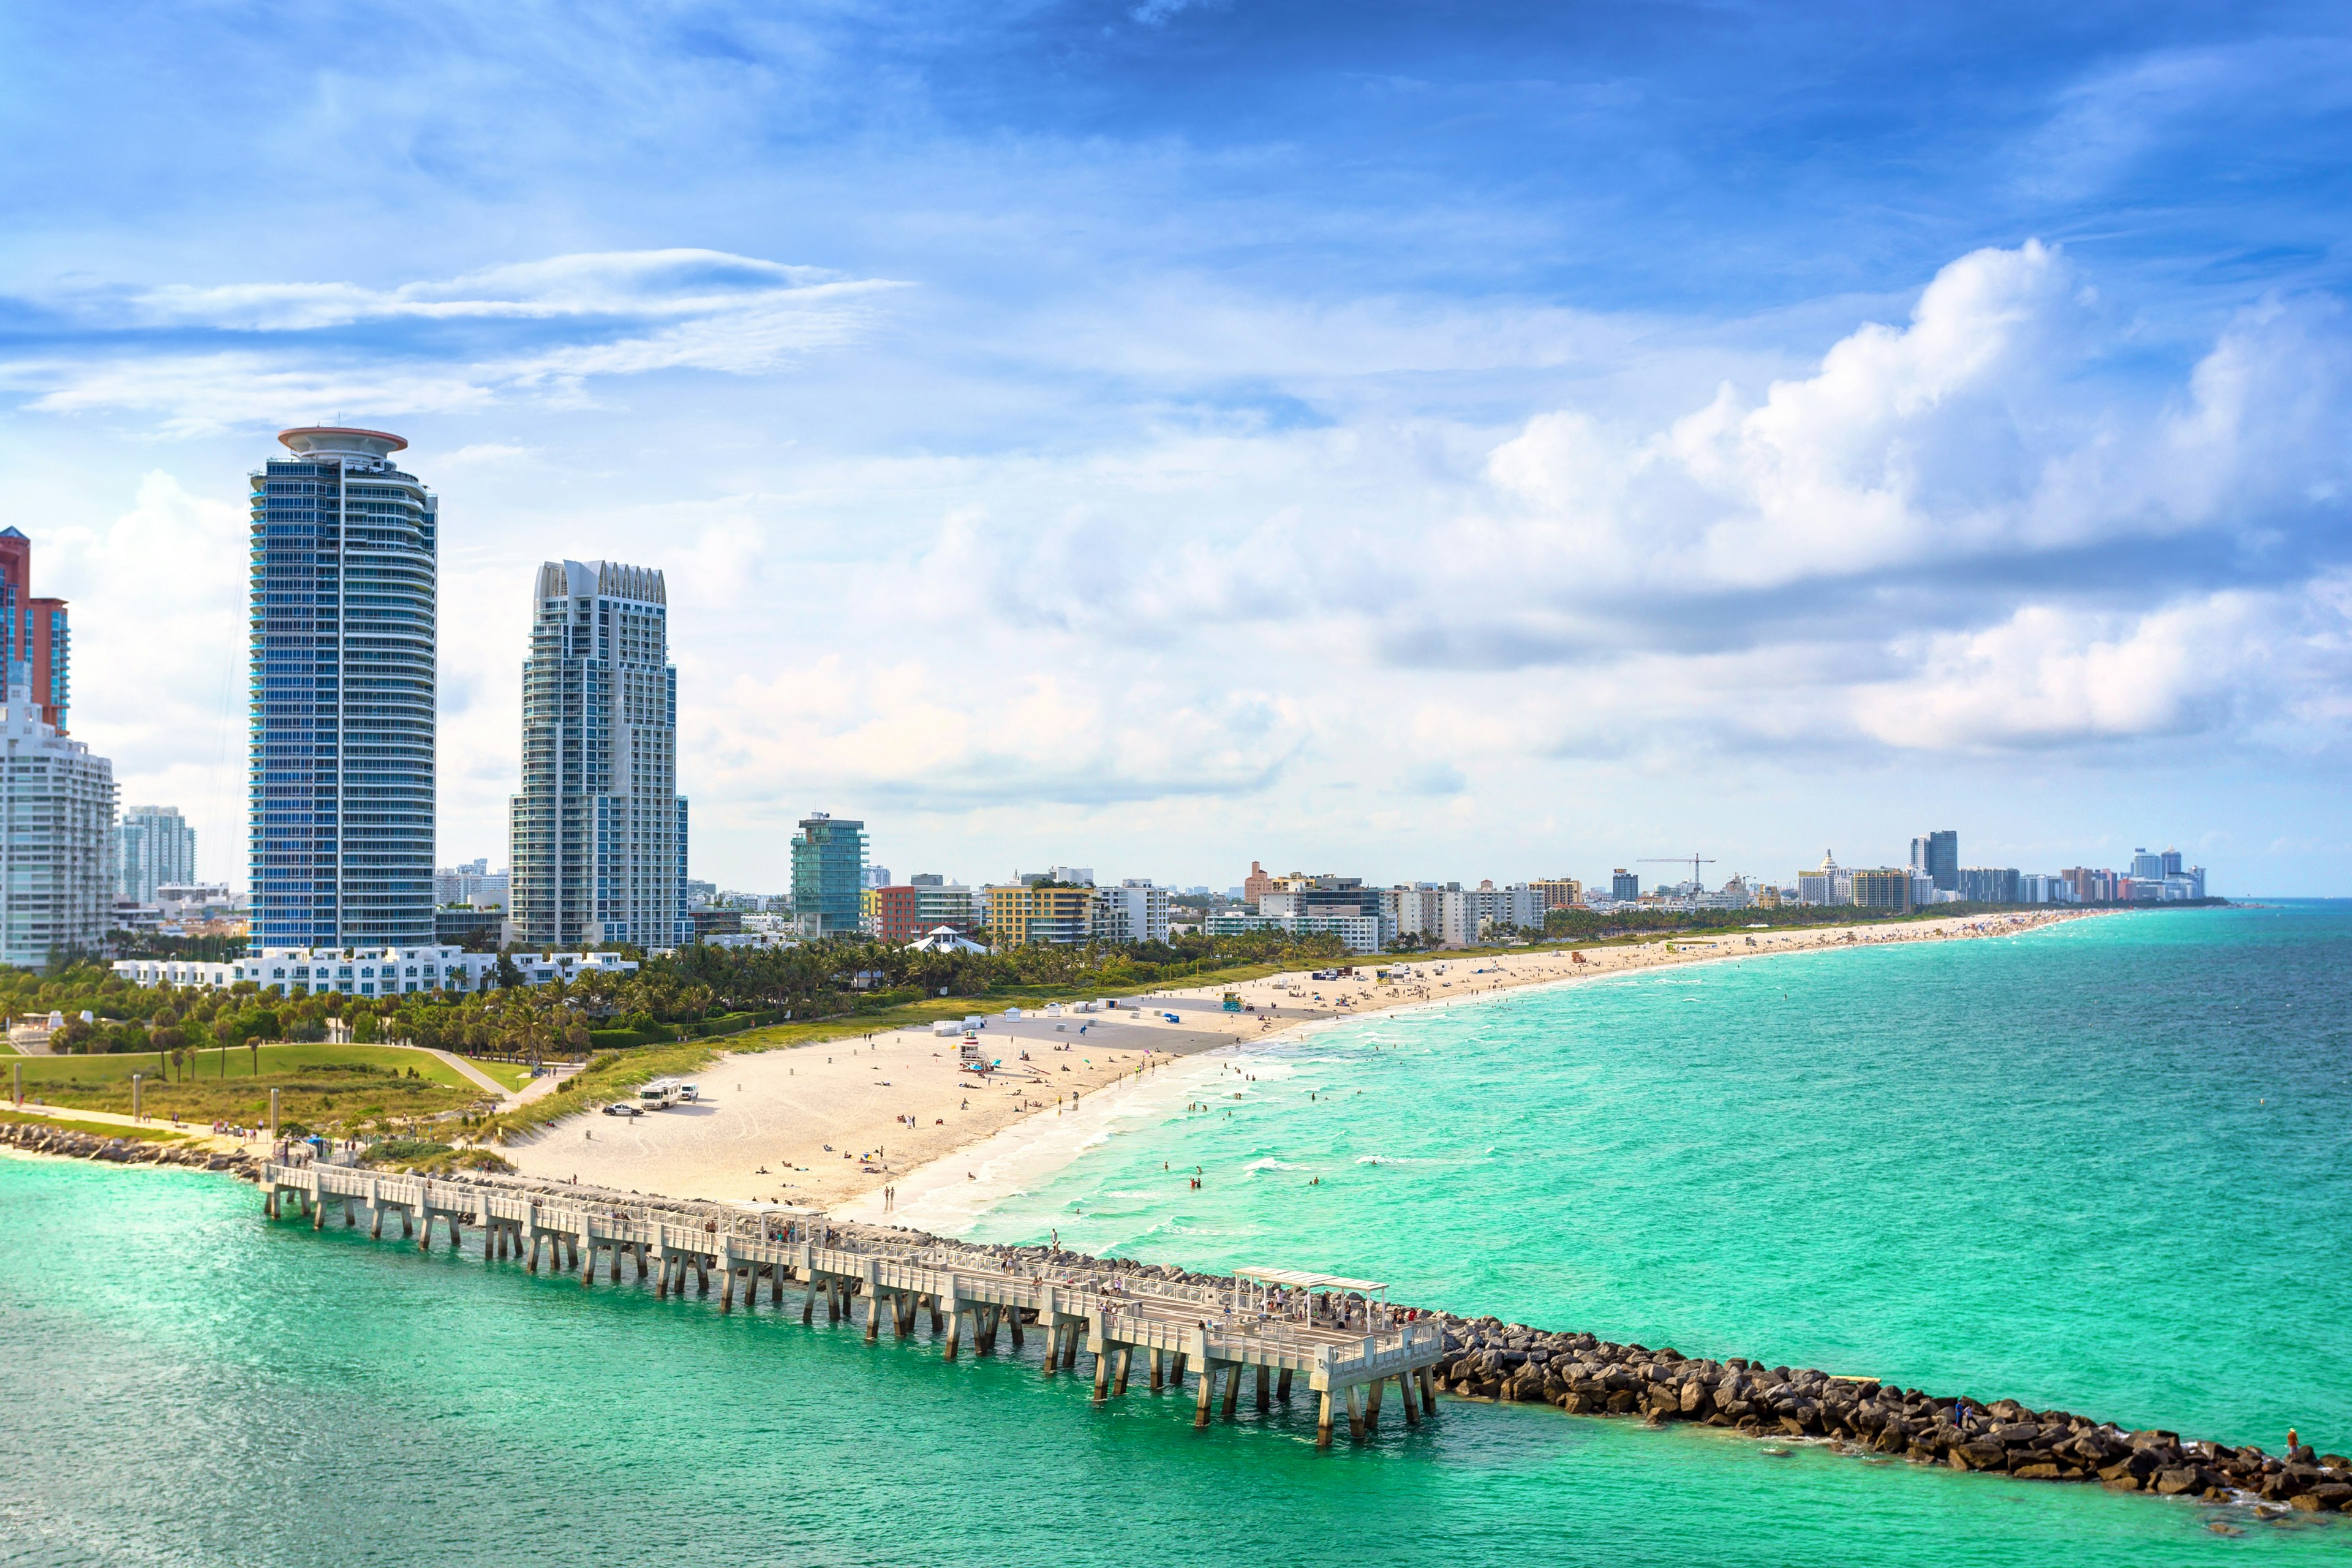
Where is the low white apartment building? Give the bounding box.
[1382,881,1544,946]
[1091,880,1172,944]
[111,946,638,997]
[1206,910,1390,953]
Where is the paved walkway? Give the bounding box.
[416,1049,511,1098]
[503,1063,581,1108]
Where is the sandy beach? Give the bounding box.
[503,909,2090,1210]
[499,1006,1262,1207]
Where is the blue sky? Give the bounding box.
[3,1,2349,894]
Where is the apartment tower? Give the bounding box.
[510,560,688,949]
[247,428,437,948]
[118,804,197,903]
[0,527,70,733]
[790,813,867,936]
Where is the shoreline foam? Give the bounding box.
[841,908,2105,1231]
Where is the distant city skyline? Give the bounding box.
[7,4,2349,898]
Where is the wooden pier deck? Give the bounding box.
[260,1159,1442,1443]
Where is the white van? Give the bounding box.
[637,1078,682,1109]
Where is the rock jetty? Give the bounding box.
[1420,1315,2350,1513]
[894,1234,2350,1517]
[0,1118,256,1175]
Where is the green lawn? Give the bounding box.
[5,1042,489,1095]
[7,1043,494,1136]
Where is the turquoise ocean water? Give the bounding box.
[2,905,2346,1566]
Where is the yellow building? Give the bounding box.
[1529,878,1583,911]
[1849,869,1912,911]
[984,883,1095,946]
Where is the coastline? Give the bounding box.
[1,908,2104,1212]
[838,907,2102,1229]
[15,899,2348,1521]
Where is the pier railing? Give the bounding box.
[258,1159,1441,1430]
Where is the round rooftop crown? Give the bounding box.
[277,426,409,461]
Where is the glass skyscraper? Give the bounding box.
[247,427,437,949]
[791,813,867,936]
[510,559,688,950]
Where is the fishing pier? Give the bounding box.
[260,1159,1442,1444]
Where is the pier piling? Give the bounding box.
[255,1161,1446,1450]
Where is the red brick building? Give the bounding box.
[0,528,69,731]
[872,884,924,944]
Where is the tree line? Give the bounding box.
[7,926,1351,1060]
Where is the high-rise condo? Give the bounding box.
[0,527,70,731]
[791,813,867,936]
[118,804,197,903]
[247,428,437,948]
[510,560,688,949]
[0,523,107,962]
[1911,830,1959,892]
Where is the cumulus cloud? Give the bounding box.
[1476,241,2180,598]
[39,472,250,858]
[1853,579,2352,752]
[882,242,2352,759]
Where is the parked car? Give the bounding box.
[602,1101,644,1117]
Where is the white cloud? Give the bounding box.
[1853,579,2352,753]
[126,249,859,331]
[40,473,250,877]
[1,249,903,435]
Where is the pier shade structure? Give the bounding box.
[260,1159,1441,1444]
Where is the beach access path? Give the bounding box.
[502,910,2087,1211]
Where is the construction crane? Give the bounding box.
[1639,854,1717,892]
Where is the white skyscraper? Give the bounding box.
[510,560,687,949]
[1,672,115,965]
[117,804,196,903]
